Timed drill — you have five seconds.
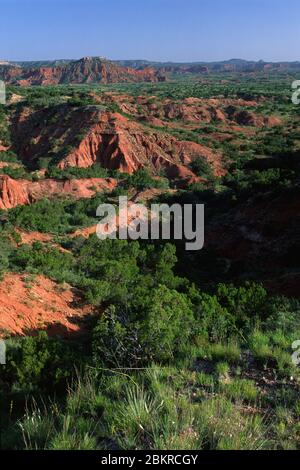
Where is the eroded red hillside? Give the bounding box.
[1,57,166,86]
[12,106,224,182]
[59,112,225,177]
[0,175,117,209]
[98,93,281,128]
[0,274,94,337]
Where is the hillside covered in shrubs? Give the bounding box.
[1,73,300,450]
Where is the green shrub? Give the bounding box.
[3,332,80,392]
[123,169,169,190]
[216,282,269,329]
[189,156,214,179]
[9,242,75,284]
[0,150,19,163]
[93,285,194,367]
[46,164,111,180]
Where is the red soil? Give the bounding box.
[56,112,224,180]
[3,57,166,86]
[16,229,53,245]
[0,274,94,337]
[99,93,280,129]
[0,175,117,210]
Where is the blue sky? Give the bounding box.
[0,0,299,62]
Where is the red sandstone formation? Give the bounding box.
[98,93,281,128]
[0,57,166,86]
[49,114,219,172]
[58,111,224,177]
[0,274,93,337]
[12,103,224,182]
[0,175,117,210]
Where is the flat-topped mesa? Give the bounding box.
[0,175,117,210]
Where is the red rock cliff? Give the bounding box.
[0,175,117,210]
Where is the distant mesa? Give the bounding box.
[1,57,300,86]
[0,56,167,86]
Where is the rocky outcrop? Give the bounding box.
[0,57,167,86]
[10,93,279,186]
[11,104,224,183]
[100,94,280,128]
[0,176,30,208]
[58,111,225,177]
[232,109,282,127]
[3,58,300,86]
[0,175,117,210]
[157,60,300,75]
[0,273,93,337]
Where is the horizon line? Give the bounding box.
[2,56,300,65]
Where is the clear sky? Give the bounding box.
[0,0,299,62]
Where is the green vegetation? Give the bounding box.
[122,168,169,190]
[46,164,112,180]
[1,74,300,450]
[0,104,11,146]
[4,193,107,233]
[189,156,215,180]
[0,165,36,180]
[0,150,19,163]
[1,233,300,449]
